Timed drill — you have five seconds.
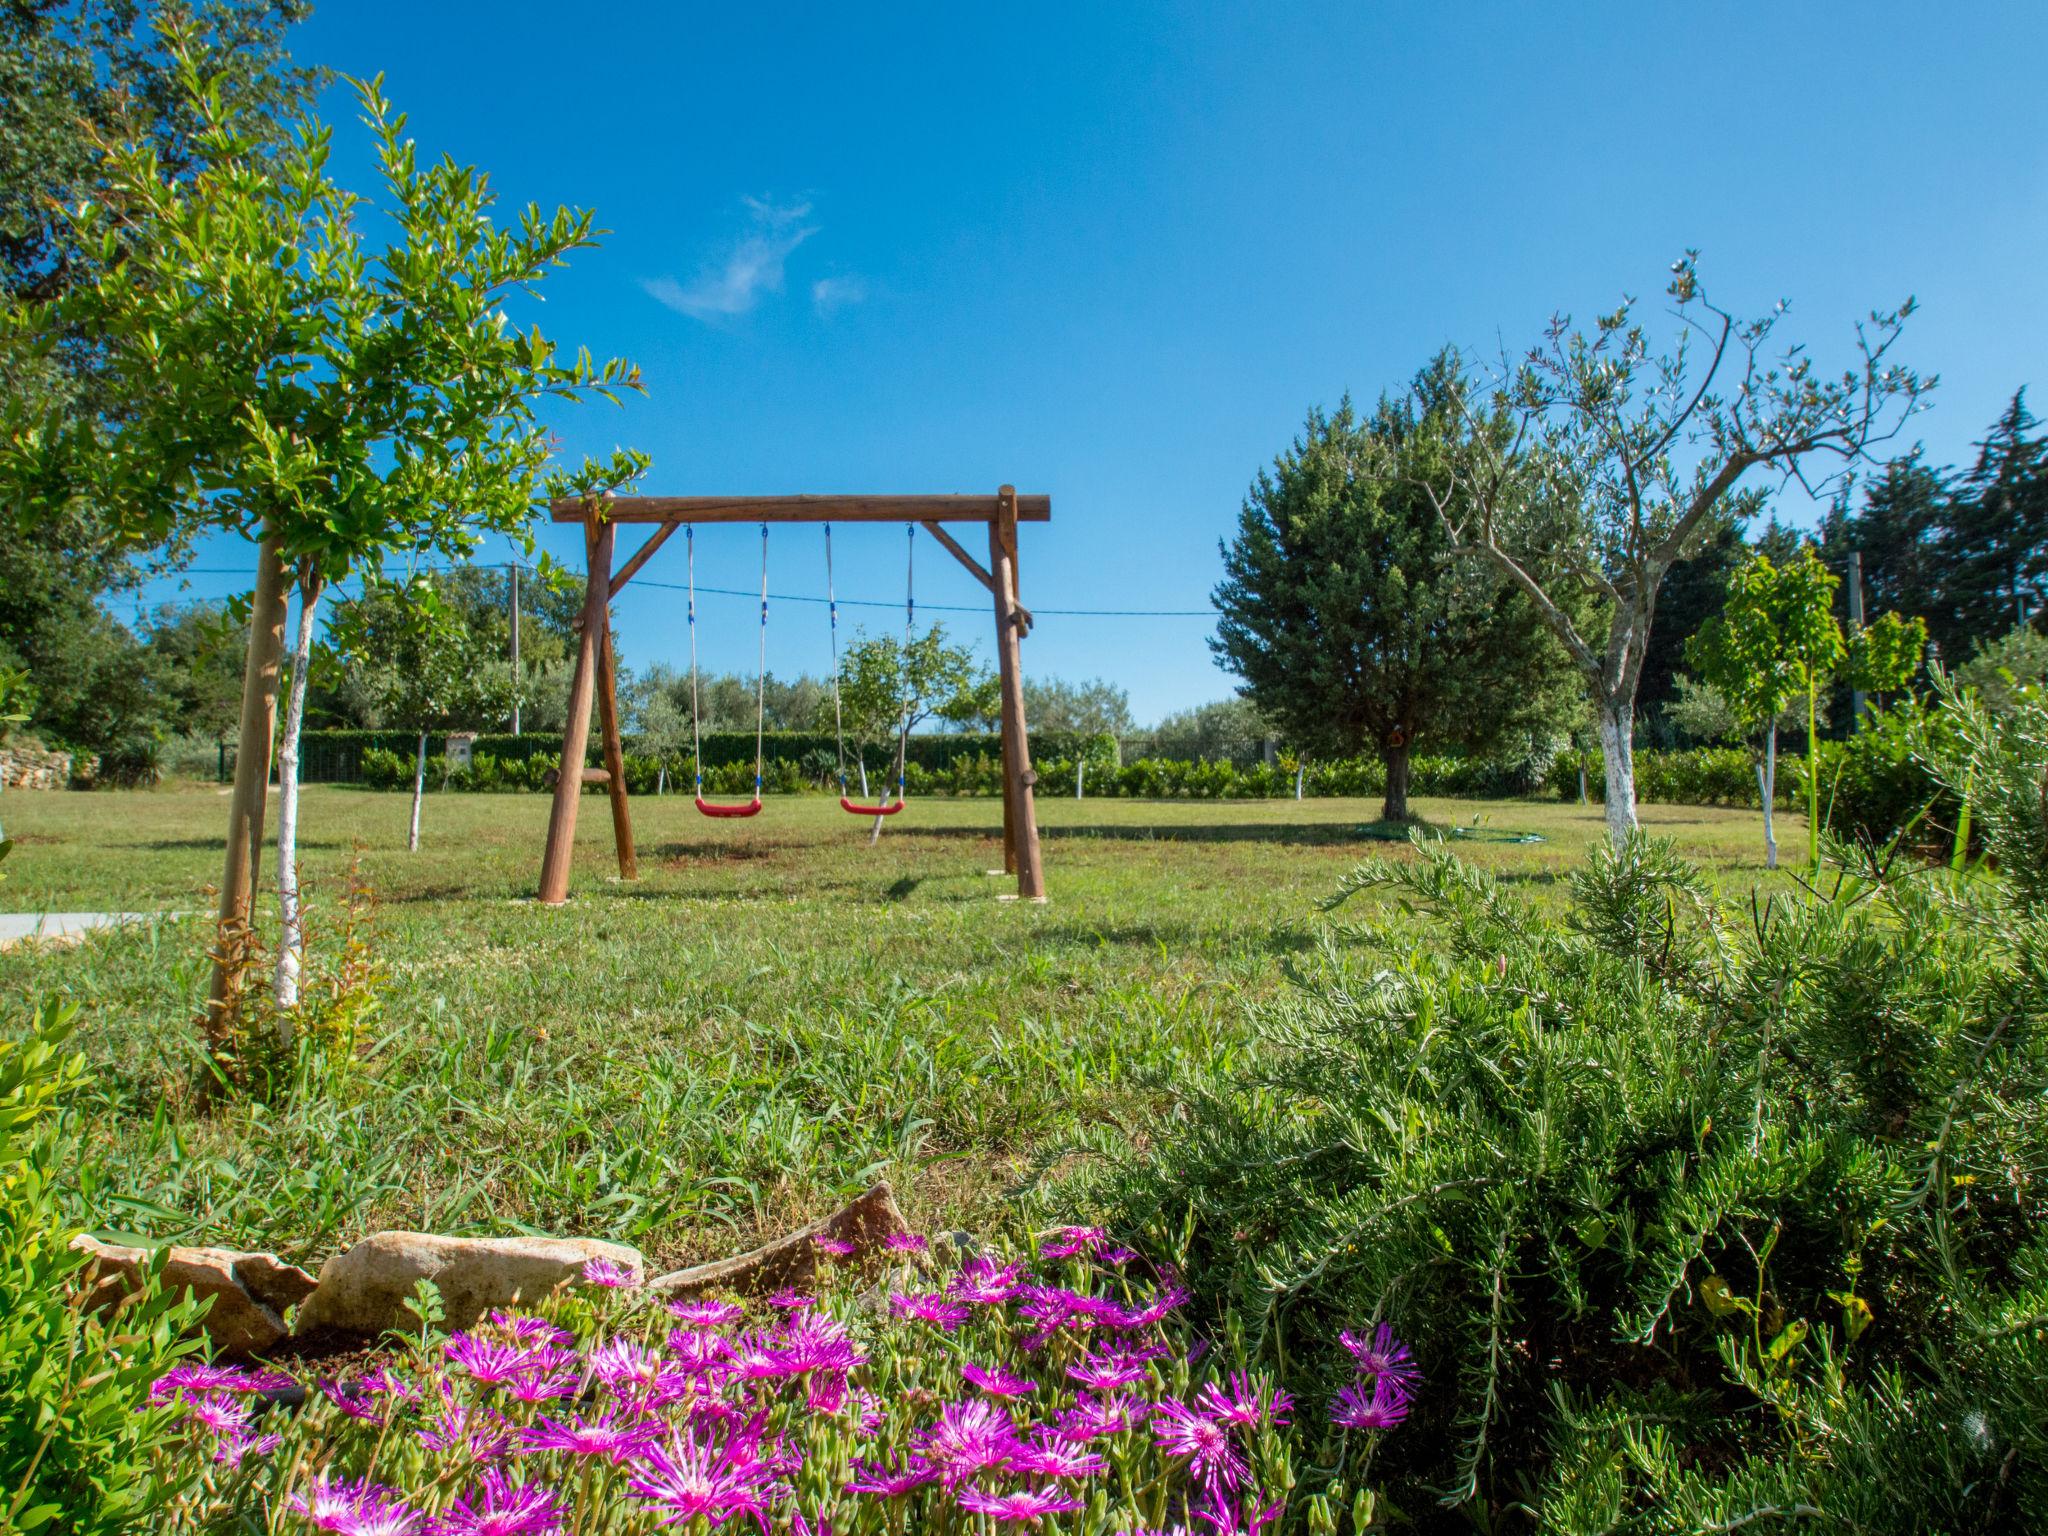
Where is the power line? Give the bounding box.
[130,565,1219,619]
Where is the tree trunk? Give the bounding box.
[1758,723,1779,870]
[273,571,324,1024]
[408,731,427,852]
[1594,697,1638,848]
[204,530,290,1056]
[1381,742,1412,823]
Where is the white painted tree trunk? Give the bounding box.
[273,575,323,1021]
[408,731,428,852]
[1595,699,1637,848]
[1758,724,1779,870]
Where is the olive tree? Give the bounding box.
[0,36,640,1038]
[1411,256,1928,846]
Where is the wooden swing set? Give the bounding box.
[536,487,1050,905]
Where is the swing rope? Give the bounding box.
[687,524,768,817]
[825,522,915,818]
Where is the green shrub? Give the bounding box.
[1793,698,1963,856]
[1095,695,2048,1529]
[2,1000,207,1533]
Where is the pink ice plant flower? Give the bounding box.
[626,1426,783,1529]
[589,1337,694,1407]
[764,1288,816,1310]
[911,1397,1025,1486]
[1337,1323,1419,1391]
[427,1469,565,1536]
[1040,1224,1107,1260]
[150,1362,292,1402]
[667,1298,745,1326]
[1068,1349,1152,1392]
[445,1334,573,1388]
[845,1457,938,1497]
[287,1475,422,1535]
[214,1429,281,1467]
[1151,1400,1250,1495]
[1119,1280,1192,1328]
[957,1487,1087,1522]
[518,1405,662,1464]
[884,1231,929,1253]
[580,1256,639,1289]
[666,1326,735,1372]
[319,1367,420,1425]
[1054,1392,1148,1442]
[961,1361,1037,1399]
[488,1311,574,1347]
[1330,1374,1413,1432]
[812,1234,858,1256]
[1100,1246,1139,1267]
[1013,1429,1109,1478]
[418,1389,511,1463]
[1195,1372,1294,1430]
[948,1254,1027,1305]
[777,1310,865,1375]
[889,1290,971,1330]
[184,1393,254,1436]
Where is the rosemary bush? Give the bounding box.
[1101,684,2048,1531]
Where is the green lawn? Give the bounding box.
[1,782,1794,1270]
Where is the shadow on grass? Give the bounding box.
[903,822,1390,849]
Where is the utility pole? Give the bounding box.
[1847,549,1867,731]
[508,563,522,734]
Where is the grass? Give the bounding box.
[0,781,1798,1273]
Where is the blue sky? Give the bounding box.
[135,1,2048,722]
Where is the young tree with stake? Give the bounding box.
[1409,256,1929,847]
[0,38,641,1043]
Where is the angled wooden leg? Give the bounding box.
[595,614,637,880]
[538,514,614,905]
[991,486,1045,900]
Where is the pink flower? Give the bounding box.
[1041,1225,1106,1260]
[1118,1280,1191,1328]
[885,1232,930,1253]
[1329,1375,1412,1432]
[957,1487,1087,1522]
[845,1457,937,1497]
[518,1406,661,1464]
[580,1256,639,1289]
[427,1469,565,1535]
[1068,1349,1151,1392]
[912,1398,1024,1486]
[961,1361,1036,1399]
[589,1338,693,1406]
[949,1255,1026,1305]
[1100,1246,1139,1267]
[1195,1372,1293,1430]
[418,1389,511,1463]
[319,1368,419,1425]
[286,1475,422,1535]
[764,1288,816,1311]
[626,1427,782,1528]
[185,1393,253,1436]
[889,1291,971,1331]
[1053,1393,1147,1442]
[666,1326,734,1372]
[503,1361,581,1405]
[812,1234,858,1256]
[446,1335,572,1388]
[1337,1324,1418,1391]
[1151,1400,1248,1494]
[1193,1498,1286,1536]
[666,1298,745,1327]
[214,1429,281,1467]
[1012,1430,1108,1479]
[150,1362,292,1403]
[488,1311,574,1347]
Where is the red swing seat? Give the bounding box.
[839,796,906,817]
[695,795,763,819]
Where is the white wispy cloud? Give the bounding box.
[643,196,817,320]
[810,275,868,316]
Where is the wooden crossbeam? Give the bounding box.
[550,493,1051,525]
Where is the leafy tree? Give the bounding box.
[1943,388,2048,643]
[0,38,641,1033]
[1412,256,1928,846]
[1022,677,1134,737]
[1215,384,1580,821]
[1688,552,1840,868]
[834,624,990,798]
[136,600,247,738]
[330,576,507,851]
[1818,450,1947,637]
[1146,698,1271,765]
[1958,622,2048,713]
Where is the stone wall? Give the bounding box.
[0,746,77,790]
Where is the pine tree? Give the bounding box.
[1945,389,2048,649]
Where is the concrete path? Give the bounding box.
[0,912,195,951]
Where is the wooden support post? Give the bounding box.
[537,513,614,905]
[595,614,637,881]
[990,486,1045,900]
